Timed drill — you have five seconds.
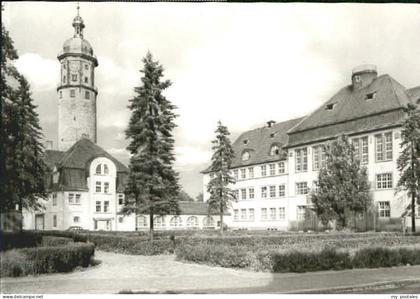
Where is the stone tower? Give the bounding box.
[57,6,98,151]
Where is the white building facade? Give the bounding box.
[203,65,420,231]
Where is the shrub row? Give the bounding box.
[0,231,43,251]
[41,236,74,247]
[0,243,95,277]
[176,243,420,273]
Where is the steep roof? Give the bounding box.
[287,74,412,147]
[44,150,65,170]
[57,138,128,173]
[407,86,420,106]
[203,118,303,173]
[177,201,228,216]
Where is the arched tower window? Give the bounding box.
[170,216,182,228]
[104,164,109,175]
[95,164,101,175]
[186,216,199,228]
[203,216,214,227]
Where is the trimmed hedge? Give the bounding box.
[41,236,74,247]
[0,231,42,251]
[176,243,420,273]
[0,243,95,277]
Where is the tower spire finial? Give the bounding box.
[72,1,85,38]
[77,2,80,16]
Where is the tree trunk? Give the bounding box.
[411,144,416,233]
[149,208,154,242]
[220,203,224,237]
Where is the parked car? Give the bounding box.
[66,226,85,232]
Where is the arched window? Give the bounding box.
[170,216,182,228]
[154,216,166,228]
[95,164,101,175]
[136,215,148,230]
[241,151,250,161]
[203,216,215,227]
[104,164,109,175]
[186,216,199,228]
[270,145,280,156]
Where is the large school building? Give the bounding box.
[202,65,420,230]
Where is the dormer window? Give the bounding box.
[365,91,377,100]
[270,144,280,156]
[354,75,361,82]
[325,103,336,111]
[242,151,250,161]
[243,139,249,145]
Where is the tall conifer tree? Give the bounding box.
[397,103,420,233]
[1,24,47,218]
[124,52,180,241]
[207,121,236,236]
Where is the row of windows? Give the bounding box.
[62,74,90,84]
[294,132,394,173]
[232,173,393,201]
[230,162,286,181]
[233,207,304,221]
[59,89,91,99]
[135,216,215,229]
[62,62,90,71]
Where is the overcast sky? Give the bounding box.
[3,2,420,197]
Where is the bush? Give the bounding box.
[0,231,42,251]
[0,243,95,277]
[41,236,74,247]
[352,246,420,268]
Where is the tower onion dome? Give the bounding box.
[59,7,97,66]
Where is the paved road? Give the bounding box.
[1,251,420,294]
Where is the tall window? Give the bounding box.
[104,182,110,194]
[279,207,285,220]
[248,167,254,178]
[53,215,57,228]
[136,216,148,229]
[297,206,306,221]
[241,188,247,200]
[72,74,78,82]
[234,209,239,221]
[186,216,199,227]
[295,148,308,172]
[203,216,214,227]
[85,91,90,99]
[63,76,66,83]
[104,165,109,175]
[59,91,62,99]
[261,186,267,198]
[170,216,182,227]
[269,163,275,176]
[118,194,124,205]
[52,193,57,206]
[261,208,267,220]
[248,187,255,199]
[104,201,110,212]
[95,164,101,174]
[240,168,246,179]
[352,137,369,164]
[73,216,80,223]
[234,190,239,200]
[296,182,308,195]
[249,208,255,221]
[376,173,393,189]
[278,184,286,197]
[375,132,393,162]
[96,181,101,193]
[269,185,276,198]
[261,165,267,177]
[378,201,390,218]
[84,77,88,83]
[70,89,75,97]
[68,193,74,204]
[241,209,247,220]
[75,193,81,204]
[278,162,285,174]
[270,208,276,220]
[154,216,166,228]
[96,201,101,212]
[312,145,326,171]
[233,169,239,180]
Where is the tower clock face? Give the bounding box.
[69,61,79,72]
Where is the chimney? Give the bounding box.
[267,120,276,128]
[351,65,377,90]
[44,140,53,150]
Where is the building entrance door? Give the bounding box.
[35,214,44,230]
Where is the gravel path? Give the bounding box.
[2,250,420,294]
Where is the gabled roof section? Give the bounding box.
[57,138,128,173]
[44,150,65,170]
[288,75,411,135]
[177,201,228,216]
[203,117,303,173]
